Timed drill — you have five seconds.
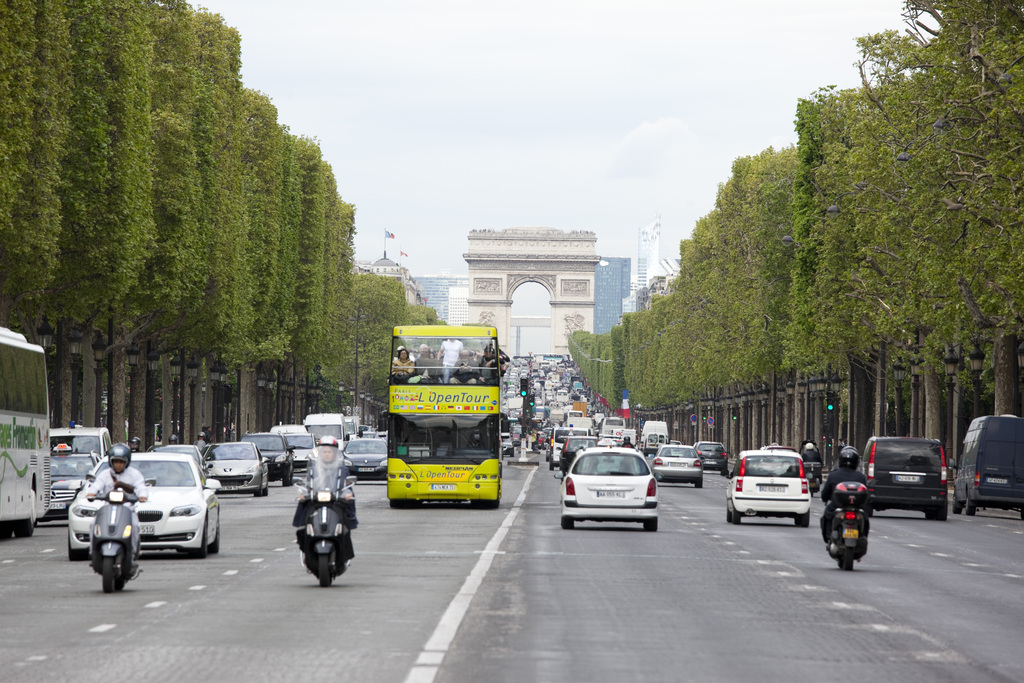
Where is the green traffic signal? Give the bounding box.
[827,403,834,410]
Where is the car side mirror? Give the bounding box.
[145,478,157,487]
[86,473,96,482]
[345,475,358,487]
[554,471,564,480]
[205,478,221,491]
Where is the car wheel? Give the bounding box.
[68,535,88,561]
[262,478,269,496]
[694,478,703,489]
[189,522,209,559]
[965,501,977,516]
[795,512,810,527]
[935,504,948,521]
[207,518,221,554]
[924,508,936,520]
[560,516,574,530]
[731,509,741,525]
[548,460,554,471]
[12,487,36,537]
[952,498,964,515]
[282,465,293,487]
[726,507,733,523]
[643,518,658,532]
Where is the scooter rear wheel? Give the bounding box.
[102,556,116,593]
[841,551,854,571]
[318,554,332,587]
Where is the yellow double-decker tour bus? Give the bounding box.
[386,325,503,508]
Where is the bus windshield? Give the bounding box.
[390,335,502,386]
[390,414,499,464]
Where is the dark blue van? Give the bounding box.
[953,415,1024,518]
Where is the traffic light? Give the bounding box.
[520,378,528,397]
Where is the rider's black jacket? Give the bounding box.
[820,466,869,509]
[291,461,358,529]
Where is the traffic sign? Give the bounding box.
[690,414,697,424]
[707,417,715,427]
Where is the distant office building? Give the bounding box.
[594,256,631,334]
[447,286,469,325]
[417,271,469,323]
[636,215,661,289]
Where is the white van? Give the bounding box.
[303,413,349,443]
[641,421,669,456]
[270,424,316,471]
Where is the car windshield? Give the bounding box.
[660,447,696,459]
[153,445,195,455]
[697,444,725,454]
[573,453,650,476]
[207,443,257,461]
[283,433,315,449]
[743,455,802,477]
[50,454,94,478]
[566,438,597,451]
[135,460,196,487]
[390,413,498,463]
[345,440,387,455]
[51,435,100,454]
[242,435,285,452]
[307,425,344,442]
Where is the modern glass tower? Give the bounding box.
[594,256,631,334]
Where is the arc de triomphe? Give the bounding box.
[464,228,598,355]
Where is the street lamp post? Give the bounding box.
[910,357,922,438]
[170,353,182,440]
[92,333,106,427]
[126,342,140,439]
[187,358,199,442]
[969,344,985,421]
[146,347,159,448]
[1017,341,1024,418]
[892,362,906,437]
[68,328,83,426]
[944,347,960,462]
[257,371,266,431]
[268,372,277,427]
[36,321,55,425]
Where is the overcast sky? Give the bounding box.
[195,0,907,351]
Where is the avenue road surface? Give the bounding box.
[3,456,1024,683]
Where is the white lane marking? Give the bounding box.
[723,541,736,545]
[274,547,286,552]
[930,552,951,557]
[89,624,116,633]
[26,656,47,661]
[2,559,14,564]
[144,601,166,608]
[962,563,987,567]
[405,468,537,683]
[871,624,891,632]
[906,543,922,548]
[416,652,444,666]
[799,585,834,592]
[1004,574,1022,579]
[223,570,239,576]
[250,558,264,563]
[41,548,55,553]
[776,571,797,577]
[189,585,206,591]
[736,550,750,555]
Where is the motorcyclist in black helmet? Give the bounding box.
[129,436,142,453]
[820,446,871,543]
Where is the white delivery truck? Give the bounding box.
[641,421,669,456]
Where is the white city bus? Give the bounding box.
[0,327,50,537]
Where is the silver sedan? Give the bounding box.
[649,444,703,487]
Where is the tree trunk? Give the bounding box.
[83,349,96,427]
[992,332,1015,416]
[924,368,942,443]
[129,361,145,442]
[111,346,126,441]
[848,357,874,454]
[161,354,171,444]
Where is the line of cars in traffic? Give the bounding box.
[44,424,387,561]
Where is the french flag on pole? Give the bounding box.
[385,230,396,239]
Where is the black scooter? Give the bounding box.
[302,475,357,587]
[827,481,869,571]
[90,490,140,593]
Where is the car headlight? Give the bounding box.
[344,459,353,466]
[171,504,202,517]
[244,465,257,474]
[72,505,98,518]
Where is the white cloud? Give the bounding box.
[608,118,693,179]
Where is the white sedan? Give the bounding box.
[726,450,811,526]
[556,447,658,531]
[68,453,222,560]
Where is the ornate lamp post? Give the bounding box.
[257,371,267,431]
[187,358,199,442]
[910,357,922,438]
[36,321,55,425]
[91,333,107,427]
[337,381,345,414]
[268,372,278,426]
[126,342,140,439]
[68,328,84,426]
[169,352,182,440]
[892,362,906,437]
[968,344,985,421]
[146,348,159,448]
[944,347,960,460]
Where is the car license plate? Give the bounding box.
[842,528,859,539]
[987,476,1008,484]
[894,474,921,483]
[759,485,786,493]
[139,525,155,535]
[431,484,456,491]
[48,502,67,510]
[596,491,625,498]
[358,467,375,472]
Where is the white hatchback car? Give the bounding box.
[68,453,222,560]
[556,448,658,531]
[726,450,810,526]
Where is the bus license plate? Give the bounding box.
[431,484,456,491]
[842,528,859,539]
[139,525,155,535]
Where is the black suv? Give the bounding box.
[240,432,295,486]
[694,442,728,474]
[863,437,947,520]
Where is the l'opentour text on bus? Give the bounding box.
[386,325,503,508]
[0,327,50,537]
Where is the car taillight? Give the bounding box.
[694,459,702,468]
[939,445,947,484]
[738,458,746,477]
[867,442,876,478]
[801,479,808,495]
[565,477,575,496]
[844,511,857,520]
[798,460,806,479]
[973,472,980,488]
[654,458,663,466]
[646,478,657,497]
[735,477,743,492]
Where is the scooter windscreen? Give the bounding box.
[304,447,349,501]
